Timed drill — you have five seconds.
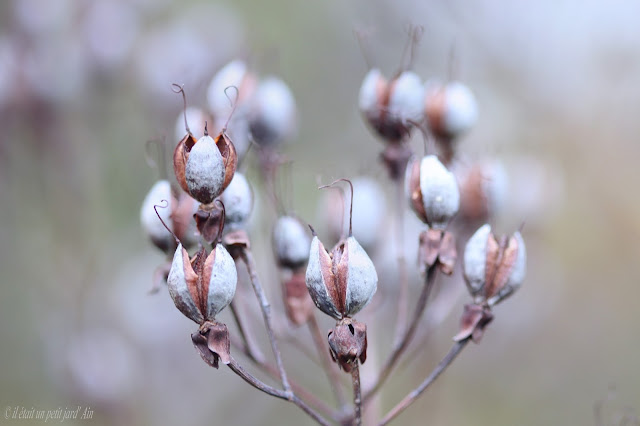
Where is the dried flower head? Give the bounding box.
[424,80,478,141]
[273,216,311,270]
[172,85,238,204]
[407,155,460,228]
[359,69,424,143]
[328,318,367,372]
[305,179,378,319]
[249,77,297,147]
[220,172,253,231]
[463,224,526,306]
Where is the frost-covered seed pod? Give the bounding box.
[167,243,237,324]
[305,235,378,319]
[463,224,526,305]
[425,81,478,140]
[359,69,423,142]
[407,155,460,228]
[273,216,311,269]
[185,134,226,204]
[140,180,173,251]
[457,160,508,222]
[220,172,253,231]
[140,180,200,252]
[249,77,297,146]
[206,60,256,119]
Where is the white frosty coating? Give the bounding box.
[305,236,341,319]
[463,224,491,298]
[140,180,173,243]
[388,71,424,124]
[250,77,297,143]
[481,160,508,217]
[206,244,238,320]
[220,172,253,231]
[174,106,208,141]
[358,68,382,114]
[489,231,527,305]
[273,216,311,265]
[167,244,203,323]
[344,236,378,316]
[207,60,247,118]
[343,177,386,250]
[419,155,460,229]
[442,82,478,136]
[185,135,225,203]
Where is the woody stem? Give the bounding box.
[377,338,470,425]
[240,247,292,394]
[351,361,362,426]
[227,357,331,426]
[364,264,438,402]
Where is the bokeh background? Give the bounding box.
[1,0,639,425]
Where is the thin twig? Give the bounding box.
[364,265,438,402]
[227,357,331,426]
[229,336,336,420]
[392,175,409,347]
[308,313,349,409]
[377,338,470,425]
[240,247,292,394]
[351,361,362,426]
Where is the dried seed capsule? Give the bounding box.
[407,155,460,228]
[220,172,253,231]
[305,233,378,319]
[140,180,199,252]
[249,77,297,147]
[273,216,311,269]
[167,243,237,324]
[185,134,226,204]
[457,160,508,222]
[424,80,478,141]
[462,224,526,305]
[359,69,424,143]
[328,318,367,372]
[206,60,256,119]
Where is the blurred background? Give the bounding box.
[1,0,639,425]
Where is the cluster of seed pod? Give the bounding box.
[174,60,297,163]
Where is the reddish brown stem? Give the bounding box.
[351,361,362,426]
[392,175,409,347]
[377,338,470,425]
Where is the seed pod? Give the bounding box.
[463,224,526,305]
[457,160,508,222]
[407,155,460,228]
[174,129,238,204]
[167,243,237,324]
[140,180,199,253]
[206,60,257,119]
[273,216,311,269]
[249,77,297,147]
[359,69,424,143]
[306,233,377,320]
[424,80,478,141]
[220,172,253,231]
[328,318,367,372]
